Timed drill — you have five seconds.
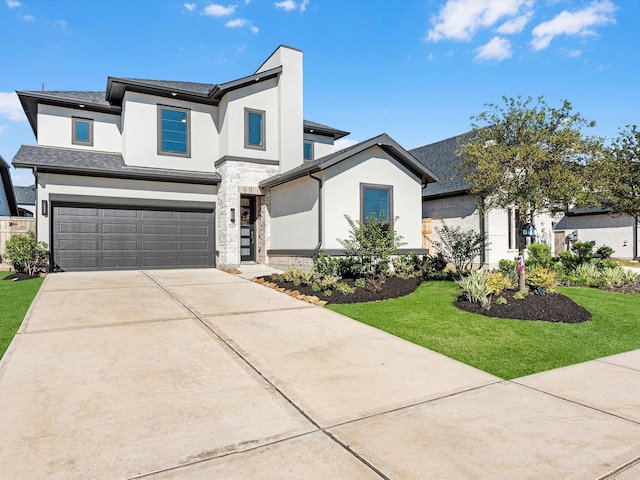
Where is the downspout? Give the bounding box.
[308,171,322,260]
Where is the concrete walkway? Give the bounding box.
[0,269,639,479]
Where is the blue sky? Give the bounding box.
[1,0,638,186]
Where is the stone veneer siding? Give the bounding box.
[216,159,279,267]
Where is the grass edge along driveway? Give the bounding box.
[327,281,640,380]
[0,271,44,360]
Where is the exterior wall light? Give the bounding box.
[41,200,48,217]
[230,208,235,223]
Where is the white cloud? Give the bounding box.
[496,11,532,34]
[567,49,581,57]
[225,18,259,33]
[300,0,309,12]
[334,138,358,152]
[427,0,532,42]
[20,14,34,21]
[274,0,296,11]
[474,36,512,61]
[0,92,27,122]
[184,3,196,11]
[531,0,616,51]
[204,3,236,17]
[5,0,22,8]
[55,19,68,29]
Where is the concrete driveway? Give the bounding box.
[0,269,639,479]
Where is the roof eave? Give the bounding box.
[106,77,215,106]
[211,66,283,101]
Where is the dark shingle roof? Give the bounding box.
[303,120,350,140]
[117,79,215,95]
[12,145,220,185]
[14,185,36,205]
[0,155,19,215]
[260,133,439,188]
[28,91,110,106]
[410,133,472,198]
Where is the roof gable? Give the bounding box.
[0,156,19,216]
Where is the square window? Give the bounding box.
[245,108,265,150]
[361,184,393,223]
[303,141,313,160]
[158,106,190,156]
[72,117,93,146]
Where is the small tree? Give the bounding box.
[3,231,49,275]
[337,213,406,280]
[433,221,486,277]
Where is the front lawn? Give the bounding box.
[0,272,44,360]
[327,281,640,379]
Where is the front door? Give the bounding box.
[240,196,255,262]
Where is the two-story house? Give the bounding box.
[13,45,437,271]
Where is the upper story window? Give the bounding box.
[158,105,190,157]
[303,141,313,160]
[361,183,393,223]
[245,108,265,150]
[72,117,93,146]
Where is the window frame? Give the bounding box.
[360,183,394,224]
[244,108,266,151]
[72,117,94,146]
[303,140,314,160]
[157,105,191,157]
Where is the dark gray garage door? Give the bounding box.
[52,204,215,271]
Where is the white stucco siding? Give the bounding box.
[556,213,636,259]
[269,176,319,250]
[121,92,218,172]
[322,147,423,250]
[37,104,122,152]
[304,133,334,160]
[218,79,280,161]
[35,173,217,244]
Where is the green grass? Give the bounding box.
[0,271,44,360]
[327,281,640,380]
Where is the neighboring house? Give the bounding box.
[12,45,436,272]
[14,185,36,217]
[411,134,557,268]
[0,156,18,217]
[555,207,638,260]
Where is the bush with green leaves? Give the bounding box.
[526,243,554,268]
[354,278,366,289]
[596,245,614,259]
[313,253,341,276]
[498,259,518,286]
[572,241,595,264]
[525,267,558,293]
[486,272,513,295]
[392,254,421,278]
[334,282,356,295]
[433,221,486,277]
[337,213,406,280]
[573,263,602,287]
[3,231,49,275]
[456,269,491,309]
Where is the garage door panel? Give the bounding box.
[53,205,215,271]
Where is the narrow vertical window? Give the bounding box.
[508,208,513,250]
[361,184,393,223]
[245,108,265,150]
[303,141,313,160]
[72,117,93,146]
[158,106,190,156]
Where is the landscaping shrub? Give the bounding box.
[526,243,554,268]
[313,253,341,277]
[433,221,486,277]
[337,213,406,280]
[456,269,491,309]
[334,282,356,295]
[596,245,614,259]
[498,259,518,286]
[392,254,420,278]
[486,272,513,295]
[3,231,49,275]
[354,278,366,289]
[572,241,595,265]
[525,267,558,293]
[558,250,578,271]
[574,263,602,287]
[426,252,447,273]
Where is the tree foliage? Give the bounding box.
[598,125,640,220]
[3,231,49,275]
[457,95,603,221]
[433,221,486,276]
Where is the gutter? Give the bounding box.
[308,171,323,259]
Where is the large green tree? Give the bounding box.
[598,125,640,258]
[457,95,603,288]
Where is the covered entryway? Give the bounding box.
[52,204,215,271]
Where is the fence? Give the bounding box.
[0,217,36,270]
[422,218,432,252]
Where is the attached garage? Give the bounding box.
[52,204,215,271]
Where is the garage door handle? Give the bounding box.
[250,230,254,244]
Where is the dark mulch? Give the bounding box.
[455,289,592,323]
[2,273,40,282]
[259,275,422,304]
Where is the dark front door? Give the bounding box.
[240,196,255,262]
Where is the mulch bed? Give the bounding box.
[2,273,40,282]
[455,289,592,324]
[259,275,422,304]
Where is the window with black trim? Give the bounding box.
[72,117,93,146]
[245,108,265,150]
[303,141,313,160]
[361,184,393,223]
[158,105,190,156]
